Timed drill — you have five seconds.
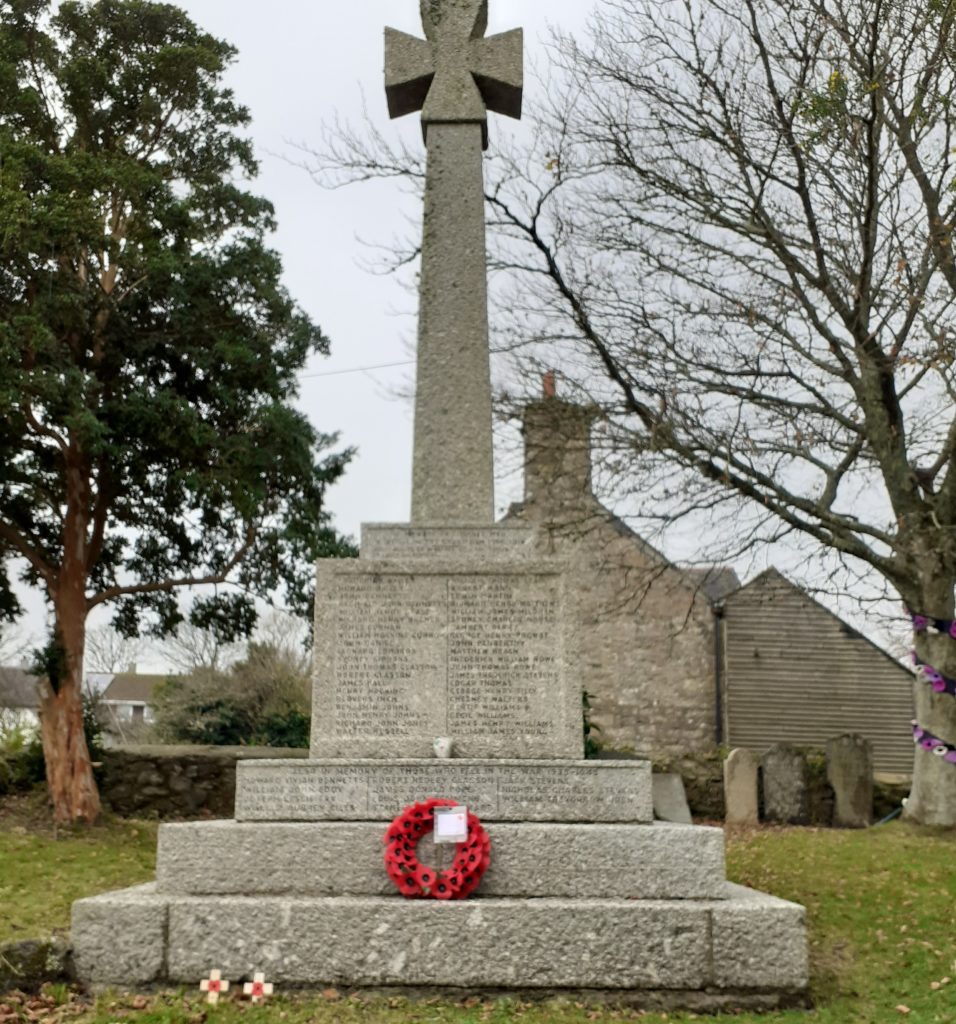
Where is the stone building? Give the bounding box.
[509,395,739,757]
[511,392,915,770]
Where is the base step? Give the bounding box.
[72,884,807,1002]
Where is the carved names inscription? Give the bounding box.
[447,577,558,738]
[333,576,446,738]
[235,761,654,822]
[320,566,566,749]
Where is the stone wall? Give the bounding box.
[95,745,908,825]
[98,746,308,819]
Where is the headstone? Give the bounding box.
[652,773,693,824]
[761,744,808,824]
[723,748,759,826]
[825,734,873,828]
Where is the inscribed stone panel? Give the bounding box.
[234,760,653,822]
[310,559,581,759]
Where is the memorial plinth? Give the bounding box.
[70,0,807,1007]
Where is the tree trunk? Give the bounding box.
[903,572,956,827]
[905,639,956,827]
[40,590,101,825]
[39,677,101,825]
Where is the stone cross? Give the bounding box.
[385,0,523,524]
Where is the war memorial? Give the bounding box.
[71,1,808,1008]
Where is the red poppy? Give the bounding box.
[433,879,454,900]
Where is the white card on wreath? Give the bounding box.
[434,806,468,844]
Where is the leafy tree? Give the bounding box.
[0,0,353,822]
[318,0,956,824]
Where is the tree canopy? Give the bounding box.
[0,0,353,821]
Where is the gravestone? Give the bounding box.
[724,748,759,826]
[762,744,809,824]
[71,1,808,1008]
[826,734,873,828]
[652,773,693,824]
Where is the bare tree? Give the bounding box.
[251,608,311,676]
[313,0,956,825]
[0,625,28,667]
[84,627,146,675]
[161,622,243,676]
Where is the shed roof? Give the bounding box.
[102,673,169,704]
[0,667,41,710]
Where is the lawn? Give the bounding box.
[1,792,954,1024]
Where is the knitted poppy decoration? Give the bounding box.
[383,799,491,900]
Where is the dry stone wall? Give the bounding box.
[98,746,308,818]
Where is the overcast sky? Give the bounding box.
[9,1,905,665]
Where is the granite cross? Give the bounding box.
[385,0,523,525]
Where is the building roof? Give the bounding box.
[0,667,41,710]
[684,566,742,604]
[101,673,169,704]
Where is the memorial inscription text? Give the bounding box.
[328,569,561,740]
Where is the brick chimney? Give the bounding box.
[521,374,597,516]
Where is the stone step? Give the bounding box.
[72,884,808,1010]
[155,820,725,900]
[235,758,653,823]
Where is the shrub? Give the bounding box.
[151,642,311,748]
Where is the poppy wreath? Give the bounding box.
[383,798,491,900]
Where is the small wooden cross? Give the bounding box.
[243,973,274,1004]
[385,0,523,147]
[199,969,230,1005]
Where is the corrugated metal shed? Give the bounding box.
[722,569,915,773]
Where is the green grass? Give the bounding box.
[0,796,157,943]
[1,796,954,1024]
